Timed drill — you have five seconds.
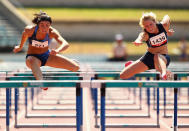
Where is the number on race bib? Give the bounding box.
[150,32,167,47]
[32,40,48,48]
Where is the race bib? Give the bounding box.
[149,32,167,47]
[31,40,48,48]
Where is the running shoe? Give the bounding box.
[161,70,173,80]
[41,87,48,90]
[162,74,167,80]
[125,61,133,67]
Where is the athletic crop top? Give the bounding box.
[145,23,168,48]
[28,26,52,48]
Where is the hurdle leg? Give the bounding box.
[31,88,34,109]
[146,77,150,116]
[9,88,11,115]
[147,88,150,116]
[94,88,98,127]
[139,87,142,110]
[173,74,178,131]
[100,83,106,131]
[133,88,136,104]
[36,88,40,105]
[156,74,160,127]
[153,87,156,110]
[81,87,83,130]
[163,88,167,117]
[92,76,99,127]
[188,88,189,104]
[157,88,160,127]
[14,88,18,127]
[25,88,28,117]
[6,88,10,131]
[76,83,81,131]
[173,88,178,131]
[128,88,131,99]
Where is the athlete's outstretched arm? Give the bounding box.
[50,28,69,55]
[13,26,33,53]
[161,15,174,36]
[132,32,148,46]
[161,15,170,27]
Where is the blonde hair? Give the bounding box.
[139,12,157,28]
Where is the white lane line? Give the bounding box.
[83,88,91,131]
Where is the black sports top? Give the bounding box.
[145,23,168,48]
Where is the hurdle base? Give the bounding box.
[97,114,150,118]
[164,114,189,118]
[37,101,76,105]
[32,106,75,110]
[154,107,189,110]
[95,124,160,128]
[0,114,12,118]
[178,124,189,128]
[15,123,76,128]
[26,114,76,118]
[97,100,136,105]
[97,106,141,110]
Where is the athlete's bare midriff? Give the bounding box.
[148,44,168,54]
[27,44,49,54]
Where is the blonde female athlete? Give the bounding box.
[120,12,174,80]
[13,11,80,90]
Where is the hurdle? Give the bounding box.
[91,79,189,131]
[5,76,84,119]
[162,73,189,118]
[0,80,89,131]
[91,71,148,108]
[151,73,189,114]
[89,71,162,127]
[148,72,189,120]
[4,71,89,125]
[146,72,189,117]
[8,72,84,111]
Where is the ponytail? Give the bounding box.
[32,10,52,25]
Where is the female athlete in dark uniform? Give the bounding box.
[120,12,174,80]
[13,11,79,90]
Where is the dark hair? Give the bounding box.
[32,11,52,25]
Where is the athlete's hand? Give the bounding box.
[132,42,143,46]
[167,29,174,36]
[50,49,58,55]
[13,45,22,53]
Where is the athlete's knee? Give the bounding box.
[26,57,36,64]
[74,64,80,71]
[26,57,34,68]
[71,59,80,72]
[71,64,80,72]
[26,56,40,68]
[120,73,125,79]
